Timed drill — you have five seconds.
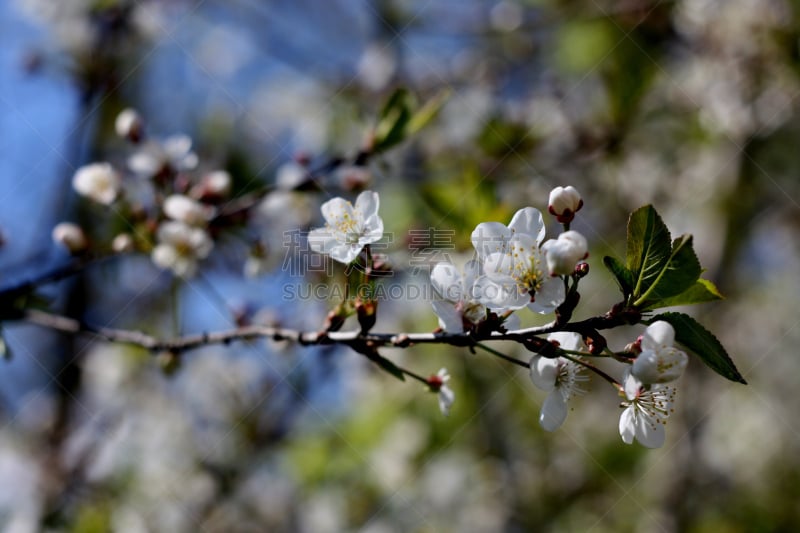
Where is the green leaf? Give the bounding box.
[365,350,406,382]
[373,88,414,153]
[650,312,746,384]
[626,205,672,300]
[634,234,702,305]
[603,255,635,299]
[642,279,724,311]
[407,89,451,135]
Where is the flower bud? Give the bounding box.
[574,261,590,278]
[541,230,589,276]
[548,185,583,224]
[72,162,121,205]
[355,298,378,334]
[111,233,135,253]
[202,170,232,198]
[52,222,88,254]
[115,108,144,143]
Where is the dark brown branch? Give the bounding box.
[19,302,640,356]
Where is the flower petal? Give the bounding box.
[508,207,545,243]
[307,228,338,254]
[619,406,636,445]
[438,386,455,416]
[642,321,675,351]
[431,263,463,302]
[360,214,384,244]
[431,300,464,333]
[329,243,362,264]
[623,370,643,401]
[632,348,688,384]
[354,190,380,218]
[540,390,568,431]
[528,275,565,314]
[483,252,514,279]
[471,222,512,258]
[529,355,559,391]
[635,410,666,448]
[320,197,355,226]
[462,259,483,291]
[474,275,529,310]
[547,331,584,352]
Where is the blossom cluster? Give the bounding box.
[53,109,231,278]
[307,185,690,448]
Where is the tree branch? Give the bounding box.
[19,302,639,356]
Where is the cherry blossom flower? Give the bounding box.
[72,162,121,205]
[307,191,383,264]
[548,185,583,224]
[163,195,215,227]
[52,222,88,253]
[430,260,519,333]
[428,368,455,417]
[528,332,589,431]
[619,371,676,448]
[115,108,143,142]
[631,321,689,385]
[471,209,565,313]
[540,230,588,276]
[151,221,213,278]
[128,134,198,177]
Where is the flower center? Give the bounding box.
[331,211,360,243]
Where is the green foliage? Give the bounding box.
[626,204,672,299]
[641,279,724,311]
[605,205,738,383]
[606,205,723,310]
[602,255,634,299]
[477,117,536,158]
[649,312,746,384]
[373,88,449,153]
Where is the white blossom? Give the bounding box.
[619,371,676,448]
[128,134,198,177]
[115,108,143,141]
[529,332,589,431]
[111,233,135,253]
[431,368,455,417]
[202,170,231,197]
[430,260,518,333]
[548,185,583,223]
[631,321,689,384]
[471,208,565,313]
[307,191,383,264]
[540,230,588,276]
[276,161,308,190]
[151,221,213,278]
[72,162,121,205]
[52,222,88,253]
[163,195,215,226]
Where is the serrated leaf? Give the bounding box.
[635,234,702,305]
[626,205,672,300]
[650,312,746,384]
[603,255,635,298]
[642,279,724,310]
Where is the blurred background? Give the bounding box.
[1,0,799,531]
